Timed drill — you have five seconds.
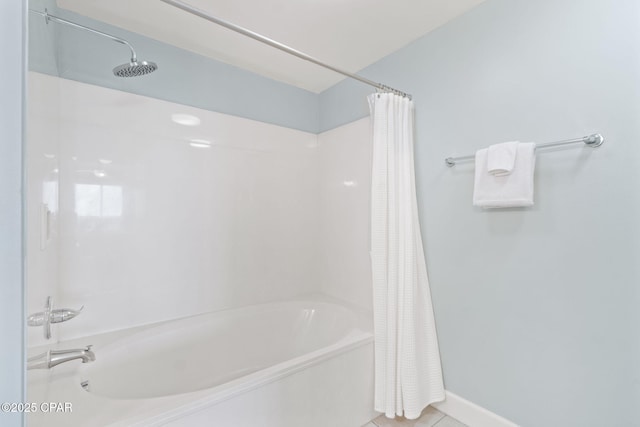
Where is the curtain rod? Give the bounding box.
[444,134,604,167]
[160,0,412,99]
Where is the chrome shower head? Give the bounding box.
[30,9,159,79]
[113,60,158,77]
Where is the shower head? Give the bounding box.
[113,60,158,77]
[30,9,158,78]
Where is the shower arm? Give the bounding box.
[30,9,139,63]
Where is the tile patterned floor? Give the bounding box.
[363,406,467,427]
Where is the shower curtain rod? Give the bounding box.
[160,0,412,99]
[444,133,604,167]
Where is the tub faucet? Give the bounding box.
[28,345,95,370]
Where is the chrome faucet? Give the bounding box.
[28,345,95,370]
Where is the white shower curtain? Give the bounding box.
[368,93,445,419]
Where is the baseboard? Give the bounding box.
[432,391,519,427]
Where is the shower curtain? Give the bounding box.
[368,93,445,419]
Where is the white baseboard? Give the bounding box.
[432,391,519,427]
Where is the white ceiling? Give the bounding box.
[57,0,485,93]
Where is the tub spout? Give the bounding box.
[28,345,95,370]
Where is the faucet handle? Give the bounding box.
[27,297,84,340]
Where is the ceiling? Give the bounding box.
[57,0,486,93]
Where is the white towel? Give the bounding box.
[487,141,518,176]
[473,142,536,208]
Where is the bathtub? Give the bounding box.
[27,298,376,427]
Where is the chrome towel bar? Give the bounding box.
[445,133,604,167]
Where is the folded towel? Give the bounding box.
[473,142,536,208]
[487,141,518,176]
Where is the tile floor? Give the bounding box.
[363,406,467,427]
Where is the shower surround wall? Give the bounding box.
[28,69,374,346]
[317,118,373,307]
[319,0,640,426]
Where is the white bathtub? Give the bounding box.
[27,298,376,427]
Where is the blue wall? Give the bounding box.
[0,1,26,426]
[321,0,640,426]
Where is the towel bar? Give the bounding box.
[444,133,604,167]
